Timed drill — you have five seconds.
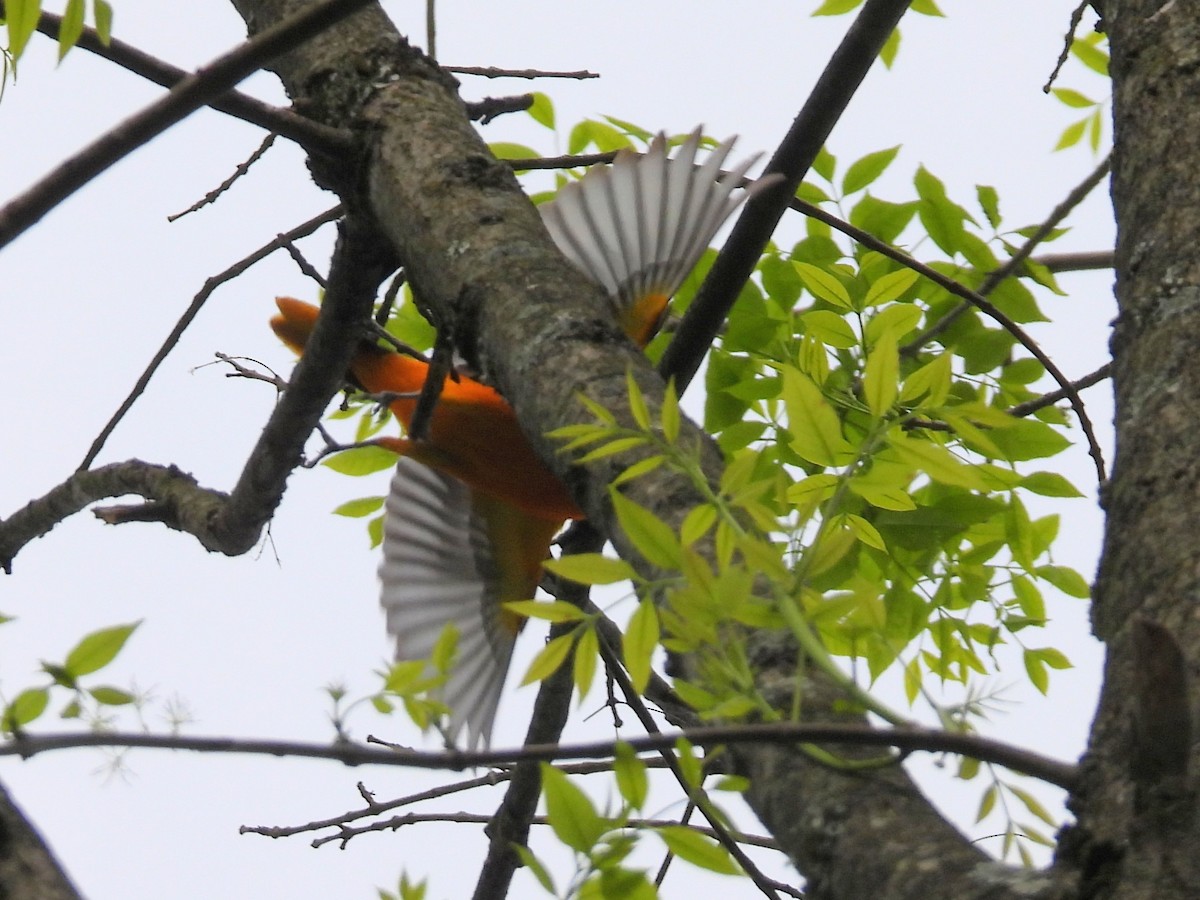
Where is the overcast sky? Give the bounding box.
[0,2,1112,897]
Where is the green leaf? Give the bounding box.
[976,784,997,822]
[661,380,680,443]
[863,268,920,308]
[910,0,943,14]
[323,445,398,476]
[1052,87,1095,109]
[1055,118,1088,152]
[802,310,857,348]
[914,166,969,256]
[1036,565,1091,598]
[542,554,636,586]
[333,496,385,518]
[794,262,852,309]
[655,826,741,875]
[1023,648,1049,694]
[986,419,1071,461]
[58,0,85,60]
[64,622,140,678]
[526,92,555,129]
[879,27,900,68]
[626,369,650,430]
[624,598,660,693]
[488,142,540,161]
[540,764,606,852]
[812,0,862,14]
[4,687,49,730]
[613,742,648,810]
[811,145,837,181]
[504,600,587,623]
[1070,36,1109,76]
[843,513,886,551]
[93,0,113,43]
[89,686,135,706]
[782,368,852,467]
[512,845,556,895]
[5,0,42,61]
[842,146,901,194]
[888,433,988,490]
[863,331,899,417]
[573,626,598,699]
[849,196,918,244]
[611,492,682,569]
[899,352,952,405]
[1019,472,1083,498]
[521,633,575,685]
[976,185,1001,229]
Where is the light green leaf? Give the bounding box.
[863,331,899,417]
[1036,565,1091,598]
[794,262,852,309]
[64,621,140,678]
[488,142,540,161]
[58,0,85,60]
[803,309,857,348]
[5,0,42,61]
[1019,472,1083,498]
[573,626,598,700]
[542,554,636,586]
[899,352,952,405]
[613,742,648,810]
[323,445,398,476]
[504,600,587,623]
[842,146,901,195]
[888,433,988,490]
[863,268,920,308]
[4,687,49,729]
[611,492,682,569]
[782,368,852,467]
[540,764,606,852]
[655,826,740,875]
[624,598,659,693]
[521,633,575,685]
[512,845,556,895]
[89,686,135,706]
[526,92,555,129]
[333,496,385,518]
[1052,88,1095,109]
[93,0,113,43]
[843,513,886,550]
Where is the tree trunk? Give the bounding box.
[1056,3,1200,897]
[0,782,82,900]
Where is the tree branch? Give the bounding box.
[0,0,372,250]
[0,722,1077,788]
[658,0,914,391]
[32,10,353,159]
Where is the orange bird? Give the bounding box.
[272,130,767,747]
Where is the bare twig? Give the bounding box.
[1044,0,1098,93]
[466,94,534,124]
[0,0,372,250]
[168,133,278,222]
[1,721,1078,789]
[77,205,343,471]
[301,810,780,853]
[1007,362,1112,419]
[444,65,599,80]
[503,151,617,171]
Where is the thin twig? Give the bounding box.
[465,94,534,124]
[783,189,1109,483]
[1007,362,1111,419]
[444,65,599,80]
[0,723,1079,789]
[593,632,786,900]
[32,11,353,159]
[0,0,372,250]
[168,133,278,222]
[301,810,780,853]
[503,151,617,171]
[77,206,342,471]
[904,152,1112,354]
[1044,0,1098,93]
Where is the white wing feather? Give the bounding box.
[379,457,515,749]
[540,127,767,315]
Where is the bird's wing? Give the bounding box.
[539,128,767,345]
[379,456,559,748]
